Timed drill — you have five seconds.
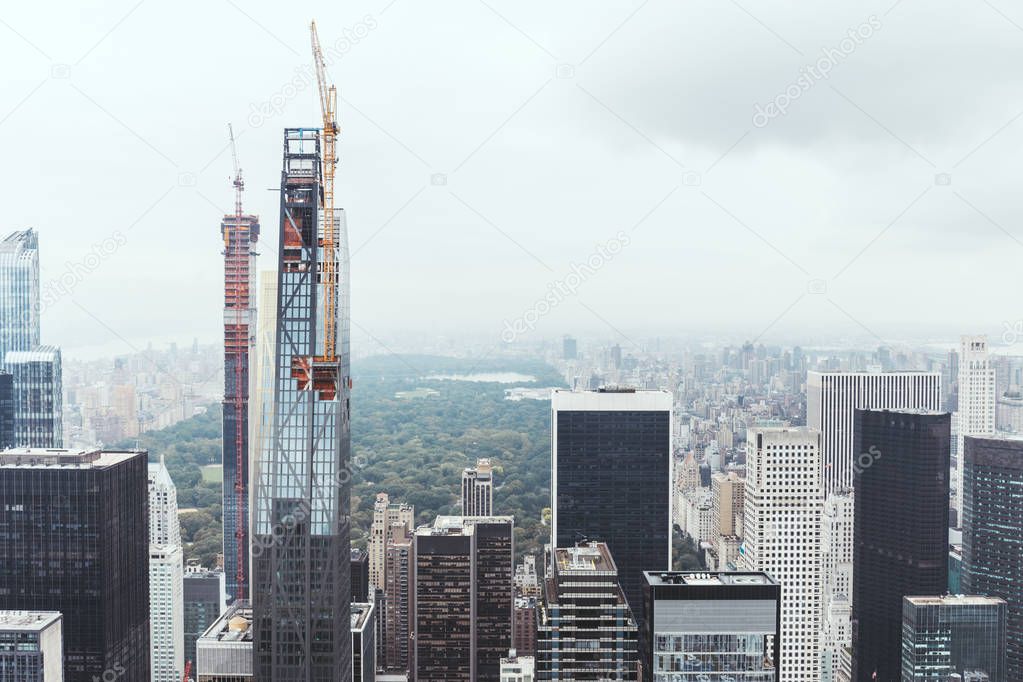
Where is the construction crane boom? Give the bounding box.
[310,21,338,364]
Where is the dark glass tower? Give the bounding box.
[551,388,672,637]
[901,595,1007,681]
[0,448,150,682]
[183,566,225,668]
[851,409,950,682]
[252,128,351,680]
[962,435,1023,681]
[0,372,13,449]
[7,346,61,448]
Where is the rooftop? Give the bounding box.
[417,515,513,537]
[645,571,779,587]
[351,602,373,631]
[554,542,617,575]
[0,611,61,631]
[5,346,60,364]
[905,594,1006,607]
[199,601,252,644]
[0,448,143,469]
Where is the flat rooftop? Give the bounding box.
[200,601,252,644]
[554,542,616,574]
[351,602,373,631]
[0,448,143,469]
[905,595,1006,607]
[416,515,513,536]
[0,611,61,631]
[645,571,779,587]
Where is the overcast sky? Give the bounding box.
[3,0,1023,358]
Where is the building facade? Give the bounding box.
[6,347,62,448]
[183,565,226,671]
[536,542,638,680]
[0,611,62,682]
[351,602,375,682]
[851,409,950,682]
[412,516,514,681]
[383,525,412,673]
[0,230,40,369]
[0,372,14,449]
[368,493,415,591]
[641,571,780,682]
[461,458,494,516]
[955,336,996,525]
[821,489,854,682]
[552,388,672,636]
[221,201,260,607]
[806,371,941,495]
[148,457,184,682]
[251,128,352,680]
[962,435,1023,681]
[0,448,150,682]
[901,595,1007,682]
[196,600,252,681]
[738,427,823,682]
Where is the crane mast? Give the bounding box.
[310,21,338,362]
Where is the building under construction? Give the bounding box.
[251,126,351,680]
[221,128,259,605]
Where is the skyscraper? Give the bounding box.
[0,448,150,682]
[183,565,226,671]
[641,571,780,682]
[412,516,514,681]
[252,128,352,680]
[350,602,376,682]
[350,548,369,602]
[536,542,639,680]
[552,387,672,635]
[851,409,950,682]
[738,426,823,682]
[6,347,62,448]
[806,370,941,495]
[383,524,413,673]
[901,595,1007,682]
[221,192,259,605]
[0,372,14,449]
[148,456,184,682]
[461,458,494,516]
[0,229,40,368]
[820,489,854,682]
[368,493,415,591]
[196,601,253,682]
[0,611,62,682]
[954,336,996,525]
[962,435,1023,680]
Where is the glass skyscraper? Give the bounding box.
[0,229,40,369]
[962,435,1023,681]
[551,388,672,640]
[6,346,62,448]
[901,595,1007,682]
[252,128,351,680]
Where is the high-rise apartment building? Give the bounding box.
[710,471,744,537]
[0,611,62,682]
[820,489,854,682]
[962,435,1023,681]
[851,409,950,682]
[183,565,225,671]
[552,388,672,636]
[0,448,150,682]
[641,571,780,682]
[738,427,823,682]
[954,336,996,525]
[252,128,352,680]
[513,596,537,658]
[513,554,541,598]
[461,458,494,516]
[411,516,514,681]
[196,600,252,682]
[7,347,62,448]
[806,370,941,495]
[0,229,40,368]
[536,542,639,680]
[901,595,1007,682]
[369,493,415,590]
[148,457,184,682]
[221,198,259,606]
[383,524,412,673]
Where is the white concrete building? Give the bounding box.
[500,650,535,681]
[739,426,824,682]
[820,489,854,682]
[954,335,996,524]
[0,611,62,681]
[148,457,184,682]
[806,370,941,496]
